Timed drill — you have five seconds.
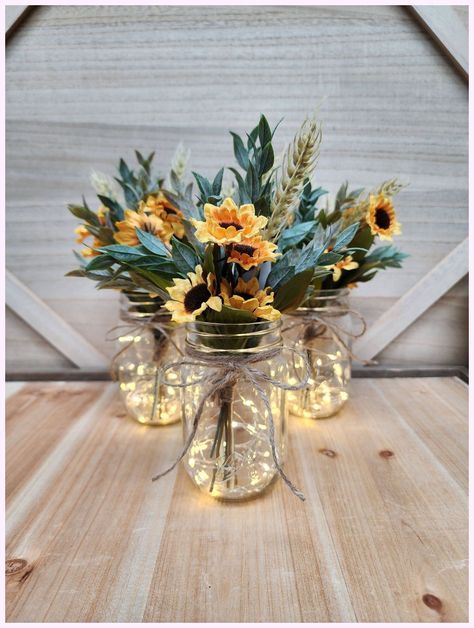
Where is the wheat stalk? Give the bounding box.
[265,117,321,241]
[170,142,191,181]
[376,177,406,198]
[90,170,122,203]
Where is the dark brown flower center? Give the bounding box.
[183,283,211,313]
[375,208,391,230]
[219,221,243,230]
[232,244,256,256]
[143,220,160,235]
[235,291,255,300]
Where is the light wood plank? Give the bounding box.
[293,379,467,622]
[6,378,468,622]
[370,378,467,490]
[144,463,355,622]
[6,270,110,369]
[6,383,180,622]
[353,238,468,360]
[6,382,105,501]
[409,6,468,79]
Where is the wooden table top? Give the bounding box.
[6,377,468,622]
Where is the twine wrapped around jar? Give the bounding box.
[283,289,374,420]
[282,308,374,366]
[151,344,311,501]
[107,309,184,426]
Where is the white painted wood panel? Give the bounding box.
[354,238,469,360]
[410,6,468,78]
[6,270,110,369]
[6,308,73,371]
[5,5,30,37]
[5,5,468,371]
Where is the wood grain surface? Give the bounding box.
[6,378,468,622]
[5,5,468,371]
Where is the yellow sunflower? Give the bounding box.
[327,255,359,282]
[164,265,222,323]
[140,192,185,241]
[366,194,401,241]
[75,206,110,257]
[192,197,267,245]
[220,277,281,321]
[114,210,168,247]
[227,236,279,270]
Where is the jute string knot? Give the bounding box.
[151,344,310,501]
[106,312,184,381]
[282,307,376,366]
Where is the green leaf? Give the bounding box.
[127,270,165,297]
[212,167,224,196]
[202,243,216,276]
[318,252,343,265]
[68,204,101,227]
[97,195,125,221]
[229,168,251,203]
[326,209,342,225]
[134,258,181,276]
[278,221,316,250]
[115,179,140,207]
[358,270,378,282]
[316,209,328,229]
[273,269,314,312]
[333,222,359,251]
[130,268,173,299]
[99,244,148,262]
[230,132,249,170]
[271,117,284,139]
[119,158,133,182]
[84,254,116,271]
[266,255,294,290]
[258,114,272,147]
[349,226,374,262]
[135,228,170,257]
[253,195,271,216]
[294,236,327,274]
[248,124,259,149]
[245,163,259,201]
[84,225,115,244]
[192,172,212,200]
[65,269,87,278]
[205,305,256,324]
[258,143,274,177]
[171,237,200,274]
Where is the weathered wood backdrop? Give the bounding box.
[6,5,468,374]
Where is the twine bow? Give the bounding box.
[151,345,310,501]
[282,308,375,366]
[106,313,184,382]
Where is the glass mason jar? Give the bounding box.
[114,291,183,426]
[168,320,291,501]
[284,289,353,419]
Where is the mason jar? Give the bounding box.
[114,291,183,426]
[284,289,353,419]
[168,320,292,500]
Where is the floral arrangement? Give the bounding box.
[67,115,361,324]
[66,114,409,501]
[273,177,407,301]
